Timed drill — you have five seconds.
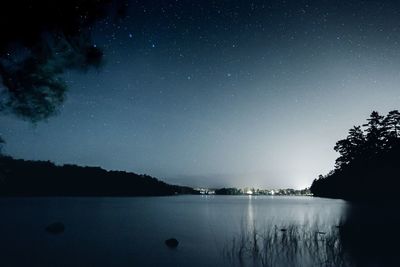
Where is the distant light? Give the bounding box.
[128,33,133,38]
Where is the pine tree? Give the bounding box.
[383,110,400,147]
[362,111,387,154]
[334,126,366,167]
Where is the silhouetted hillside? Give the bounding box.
[0,156,198,196]
[310,110,400,200]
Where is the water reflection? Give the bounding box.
[0,196,367,267]
[246,195,254,230]
[225,198,398,267]
[340,202,400,267]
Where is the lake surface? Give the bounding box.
[0,196,349,267]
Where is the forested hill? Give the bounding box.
[311,110,400,201]
[0,156,197,196]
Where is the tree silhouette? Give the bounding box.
[0,0,127,122]
[334,126,365,167]
[0,136,4,154]
[362,111,387,153]
[0,155,198,196]
[311,109,400,200]
[384,110,400,147]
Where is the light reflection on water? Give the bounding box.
[0,196,349,267]
[247,195,254,230]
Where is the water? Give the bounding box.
[0,196,348,267]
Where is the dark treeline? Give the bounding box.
[214,188,243,195]
[0,156,197,196]
[311,110,400,200]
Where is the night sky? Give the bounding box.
[1,0,400,189]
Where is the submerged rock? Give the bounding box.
[165,238,179,248]
[46,222,65,234]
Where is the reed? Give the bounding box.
[223,221,353,267]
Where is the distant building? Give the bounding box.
[196,188,215,195]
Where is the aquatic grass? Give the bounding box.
[223,221,353,267]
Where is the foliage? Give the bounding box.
[215,188,243,195]
[0,155,197,196]
[0,0,127,122]
[310,110,400,200]
[0,136,4,154]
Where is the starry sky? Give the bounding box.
[1,0,400,189]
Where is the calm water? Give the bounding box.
[0,196,348,267]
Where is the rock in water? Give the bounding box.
[165,238,179,248]
[46,222,65,234]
